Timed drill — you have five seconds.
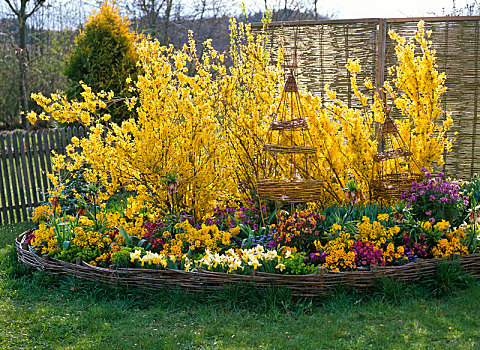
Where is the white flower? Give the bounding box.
[284,250,292,259]
[130,249,142,262]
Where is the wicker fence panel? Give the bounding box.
[385,19,480,178]
[264,20,378,108]
[254,17,480,179]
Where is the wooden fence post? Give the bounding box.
[471,23,479,178]
[0,134,9,224]
[0,126,83,224]
[375,18,387,103]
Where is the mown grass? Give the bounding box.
[1,222,480,349]
[0,221,34,247]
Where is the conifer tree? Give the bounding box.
[65,1,140,124]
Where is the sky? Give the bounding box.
[0,0,475,30]
[242,0,475,19]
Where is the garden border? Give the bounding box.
[15,231,480,297]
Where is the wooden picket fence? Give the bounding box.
[0,127,85,224]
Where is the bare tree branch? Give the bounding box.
[3,0,20,16]
[26,0,46,19]
[2,0,47,128]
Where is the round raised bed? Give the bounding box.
[15,231,480,297]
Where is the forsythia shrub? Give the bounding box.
[307,20,453,203]
[27,18,453,216]
[28,15,283,219]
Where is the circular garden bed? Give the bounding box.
[16,230,480,298]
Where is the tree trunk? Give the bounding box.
[18,7,29,129]
[163,0,172,44]
[163,0,173,44]
[4,0,45,129]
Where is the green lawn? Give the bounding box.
[0,222,34,247]
[1,222,480,349]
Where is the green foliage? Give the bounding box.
[0,22,73,129]
[462,223,480,253]
[104,192,129,215]
[49,164,126,218]
[460,176,480,226]
[2,269,479,349]
[402,172,467,227]
[230,210,275,249]
[321,203,395,229]
[54,165,90,215]
[55,245,103,263]
[0,245,32,279]
[0,222,34,247]
[461,176,480,209]
[51,211,75,251]
[402,215,444,246]
[116,226,149,249]
[111,246,132,268]
[64,1,140,124]
[1,233,480,349]
[373,277,410,304]
[283,252,317,275]
[428,258,475,297]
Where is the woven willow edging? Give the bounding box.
[15,231,480,297]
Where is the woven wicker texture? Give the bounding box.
[385,19,480,179]
[372,116,422,201]
[258,67,322,203]
[254,17,480,179]
[371,173,424,200]
[262,144,316,154]
[269,118,309,131]
[16,231,480,298]
[373,148,413,162]
[284,73,299,92]
[257,179,323,202]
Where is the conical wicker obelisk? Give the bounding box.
[371,115,423,201]
[256,69,322,203]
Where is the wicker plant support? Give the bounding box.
[373,148,413,162]
[16,231,480,298]
[371,173,424,201]
[257,179,323,203]
[268,118,309,131]
[372,116,423,201]
[262,144,317,154]
[257,68,322,205]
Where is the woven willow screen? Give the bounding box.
[253,17,480,179]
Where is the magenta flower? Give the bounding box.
[268,240,278,248]
[350,241,385,267]
[400,170,465,224]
